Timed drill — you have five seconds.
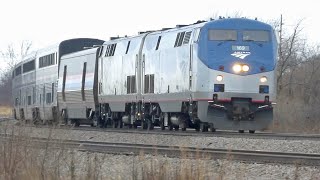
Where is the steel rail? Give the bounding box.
[1,117,319,141]
[1,134,320,166]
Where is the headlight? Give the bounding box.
[216,75,223,81]
[242,65,250,72]
[232,64,242,73]
[260,76,267,83]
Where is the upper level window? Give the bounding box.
[208,30,237,41]
[15,66,22,76]
[243,30,269,42]
[23,60,35,73]
[39,53,55,68]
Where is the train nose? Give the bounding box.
[232,101,250,115]
[230,99,251,120]
[232,105,249,115]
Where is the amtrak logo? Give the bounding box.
[231,51,251,59]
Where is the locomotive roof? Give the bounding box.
[202,18,273,30]
[102,18,272,45]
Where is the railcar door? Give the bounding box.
[189,28,200,91]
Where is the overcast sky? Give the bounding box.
[0,0,319,61]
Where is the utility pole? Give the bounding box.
[278,14,283,93]
[279,14,283,59]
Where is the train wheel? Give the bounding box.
[141,120,147,130]
[249,130,255,134]
[75,120,80,127]
[147,120,154,130]
[67,119,73,126]
[102,118,107,128]
[159,113,166,130]
[238,130,244,133]
[200,123,208,132]
[133,122,138,129]
[127,124,133,129]
[180,122,187,131]
[112,120,118,128]
[174,126,179,131]
[98,117,105,128]
[117,122,123,128]
[160,119,165,130]
[209,123,216,132]
[92,118,98,127]
[168,123,173,131]
[117,119,123,128]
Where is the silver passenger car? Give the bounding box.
[12,38,105,124]
[57,47,101,126]
[12,52,37,121]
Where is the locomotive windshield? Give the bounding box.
[208,30,237,41]
[243,30,269,42]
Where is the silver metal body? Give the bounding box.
[97,19,277,131]
[12,45,59,123]
[35,45,59,122]
[98,35,147,111]
[12,20,276,131]
[57,48,99,124]
[12,38,105,124]
[12,52,37,120]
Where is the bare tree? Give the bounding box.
[272,16,320,131]
[276,18,306,94]
[0,41,32,105]
[209,11,244,20]
[0,40,32,70]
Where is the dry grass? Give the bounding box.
[0,123,320,180]
[272,95,320,134]
[0,106,12,117]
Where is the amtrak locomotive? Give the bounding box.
[12,18,278,133]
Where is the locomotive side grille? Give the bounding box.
[127,75,136,94]
[183,31,192,44]
[175,31,192,47]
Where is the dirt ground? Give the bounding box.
[0,106,11,117]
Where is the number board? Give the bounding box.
[232,45,250,51]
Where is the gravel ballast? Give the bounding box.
[1,122,320,179]
[1,123,320,154]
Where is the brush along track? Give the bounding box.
[1,134,320,166]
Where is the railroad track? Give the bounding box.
[2,118,320,141]
[15,123,320,141]
[1,134,320,166]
